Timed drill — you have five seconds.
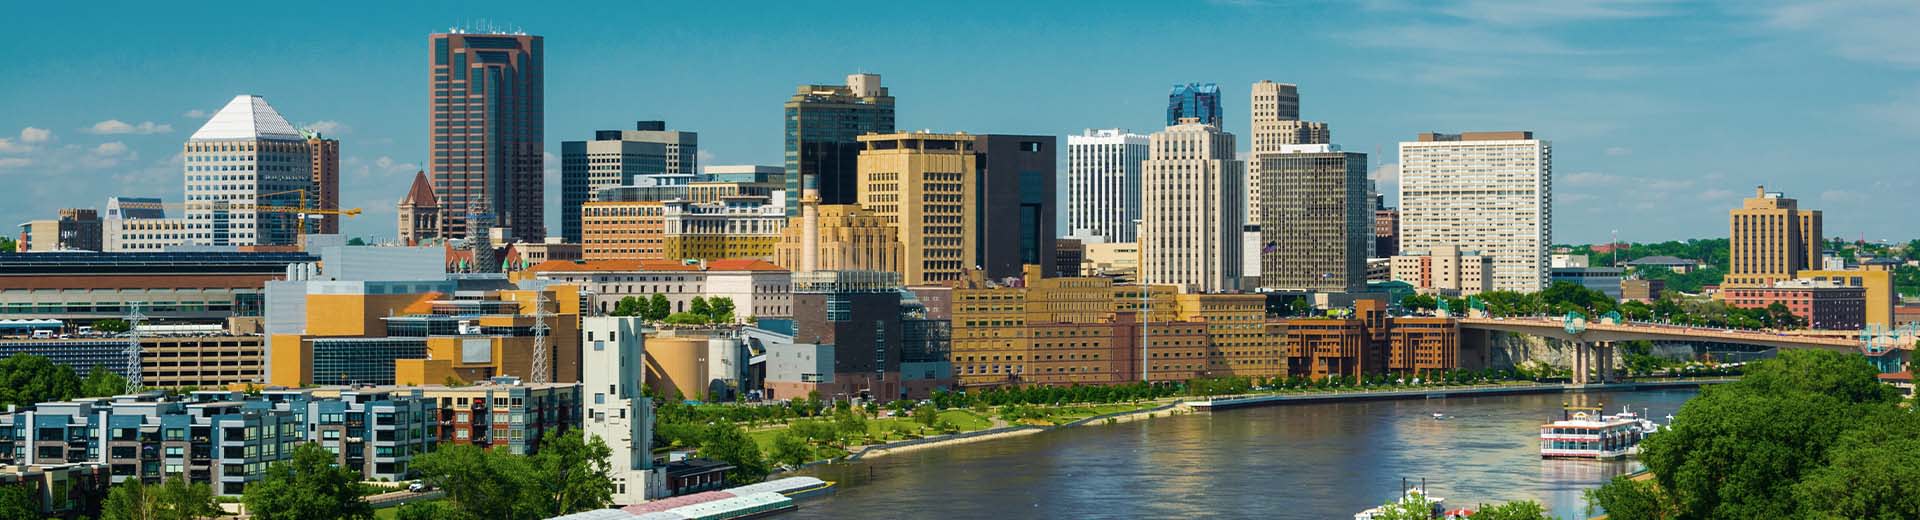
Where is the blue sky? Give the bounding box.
[2,0,1916,245]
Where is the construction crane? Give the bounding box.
[157,189,363,244]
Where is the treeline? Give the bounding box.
[1400,282,1806,329]
[0,354,128,408]
[1586,349,1920,518]
[609,294,737,325]
[1562,239,1730,269]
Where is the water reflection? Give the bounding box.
[789,389,1694,520]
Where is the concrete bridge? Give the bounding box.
[1456,317,1862,385]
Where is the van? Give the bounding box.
[30,330,53,339]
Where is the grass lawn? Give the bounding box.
[937,409,992,431]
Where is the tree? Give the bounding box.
[242,442,372,520]
[0,237,13,253]
[0,354,82,408]
[913,403,940,430]
[1790,410,1920,519]
[345,237,367,246]
[412,444,533,520]
[101,477,221,520]
[1368,491,1440,520]
[530,429,616,516]
[1468,500,1550,520]
[699,422,769,483]
[708,297,736,323]
[392,501,457,520]
[0,484,36,520]
[665,312,708,325]
[1764,302,1804,329]
[690,296,711,320]
[770,430,812,467]
[611,296,646,317]
[93,318,132,333]
[81,365,129,397]
[1585,475,1676,520]
[645,294,672,321]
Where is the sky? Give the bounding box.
[2,0,1917,245]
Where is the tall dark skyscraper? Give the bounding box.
[972,134,1057,278]
[784,73,895,216]
[1167,82,1222,127]
[1259,145,1369,293]
[429,30,544,241]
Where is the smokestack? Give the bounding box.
[800,176,820,273]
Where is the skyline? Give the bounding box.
[3,1,1918,244]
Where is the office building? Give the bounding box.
[773,204,904,275]
[687,180,779,204]
[560,122,689,243]
[268,283,583,387]
[1551,266,1625,299]
[581,317,662,503]
[1374,209,1400,258]
[1247,80,1331,228]
[184,95,313,247]
[857,132,977,286]
[1259,144,1368,293]
[580,200,664,261]
[100,197,168,252]
[1065,129,1149,243]
[1398,131,1552,292]
[703,164,782,183]
[17,208,101,252]
[529,258,791,321]
[972,134,1057,278]
[660,197,787,262]
[1081,241,1140,281]
[778,271,905,400]
[397,171,440,245]
[304,132,341,234]
[784,73,895,215]
[1724,280,1865,330]
[1055,238,1085,280]
[1167,82,1222,127]
[1141,119,1243,293]
[1797,269,1895,327]
[1389,245,1493,296]
[1622,278,1664,303]
[1727,186,1822,288]
[429,31,544,241]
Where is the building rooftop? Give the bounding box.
[190,95,303,141]
[1624,255,1697,266]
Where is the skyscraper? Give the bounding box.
[1727,186,1822,288]
[972,134,1057,278]
[303,132,340,235]
[1141,119,1243,293]
[558,122,676,243]
[429,30,543,241]
[1259,145,1368,292]
[856,132,975,286]
[785,73,895,216]
[1398,131,1552,292]
[1247,80,1330,229]
[1066,129,1149,243]
[184,95,312,247]
[1167,83,1222,127]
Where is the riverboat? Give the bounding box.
[1539,405,1659,460]
[1355,481,1472,520]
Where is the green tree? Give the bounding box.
[708,297,735,323]
[93,318,132,333]
[1790,410,1920,519]
[664,312,708,325]
[0,484,36,520]
[913,403,940,430]
[1467,500,1550,520]
[81,365,129,397]
[770,430,812,467]
[0,237,13,253]
[0,354,82,408]
[101,477,222,520]
[689,296,711,320]
[412,443,535,519]
[611,296,646,317]
[242,442,372,520]
[392,501,456,520]
[645,294,672,321]
[699,422,769,483]
[1368,491,1440,520]
[1585,475,1676,520]
[345,237,367,246]
[531,429,616,516]
[1764,302,1804,329]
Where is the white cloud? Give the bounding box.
[84,120,173,135]
[1820,189,1868,204]
[92,142,130,157]
[1440,0,1678,25]
[1369,162,1400,186]
[1563,171,1624,186]
[1604,147,1632,156]
[1753,0,1920,68]
[182,109,208,119]
[1700,188,1735,201]
[696,149,717,167]
[0,158,28,169]
[0,139,28,154]
[19,127,50,144]
[303,120,349,136]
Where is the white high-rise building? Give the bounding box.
[1066,128,1149,243]
[1398,131,1553,292]
[1142,119,1244,293]
[183,95,313,247]
[581,316,665,504]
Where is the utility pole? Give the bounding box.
[124,304,145,394]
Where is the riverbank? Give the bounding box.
[1192,378,1734,411]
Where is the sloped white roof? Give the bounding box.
[190,95,303,141]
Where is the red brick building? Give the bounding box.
[1724,280,1866,330]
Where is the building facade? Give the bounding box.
[1167,82,1222,127]
[1727,186,1822,288]
[1398,131,1552,292]
[856,132,977,286]
[0,252,306,322]
[1065,129,1149,243]
[1259,145,1368,293]
[784,73,895,216]
[581,317,661,503]
[398,171,440,245]
[1389,245,1493,296]
[184,95,314,247]
[1797,269,1895,328]
[1723,280,1865,330]
[529,259,791,322]
[1141,119,1243,293]
[580,200,664,261]
[304,133,341,235]
[1247,80,1331,230]
[972,134,1057,278]
[1374,209,1400,258]
[428,31,544,240]
[559,121,692,243]
[660,197,787,262]
[773,204,903,275]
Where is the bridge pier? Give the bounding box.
[1571,341,1590,386]
[1599,342,1615,383]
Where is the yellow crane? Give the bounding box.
[159,189,363,244]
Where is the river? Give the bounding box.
[786,388,1697,519]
